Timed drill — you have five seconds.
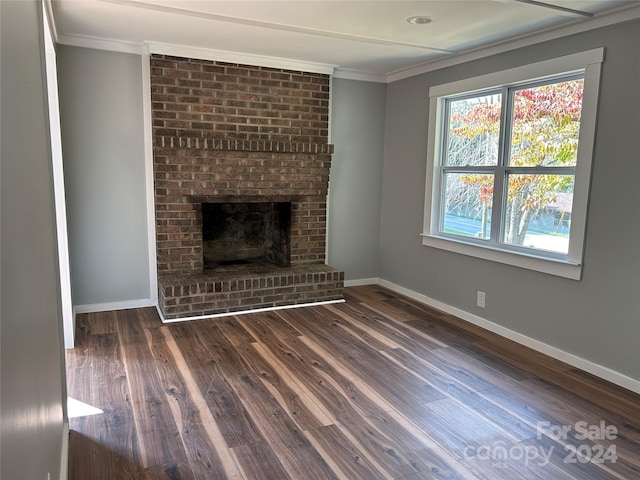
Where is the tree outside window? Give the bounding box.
[439,77,583,255]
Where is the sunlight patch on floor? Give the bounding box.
[67,397,103,418]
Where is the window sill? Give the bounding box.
[420,233,582,280]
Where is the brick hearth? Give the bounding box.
[151,55,343,320]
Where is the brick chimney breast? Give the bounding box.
[151,55,343,319]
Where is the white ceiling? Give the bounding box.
[50,0,640,81]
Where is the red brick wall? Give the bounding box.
[151,55,329,144]
[150,55,334,277]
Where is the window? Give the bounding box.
[422,49,604,279]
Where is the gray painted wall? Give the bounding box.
[1,1,67,479]
[380,20,640,381]
[57,46,150,306]
[329,79,386,281]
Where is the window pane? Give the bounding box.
[502,174,574,253]
[442,173,494,239]
[509,78,584,167]
[446,93,501,166]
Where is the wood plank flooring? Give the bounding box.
[66,285,640,479]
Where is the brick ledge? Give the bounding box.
[155,136,334,154]
[157,298,345,323]
[158,264,344,319]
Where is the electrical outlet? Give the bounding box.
[476,291,486,308]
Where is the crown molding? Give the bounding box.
[146,42,336,75]
[56,33,145,55]
[386,4,640,83]
[332,68,387,83]
[53,34,336,74]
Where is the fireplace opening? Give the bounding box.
[202,202,291,272]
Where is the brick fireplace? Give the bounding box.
[151,55,344,320]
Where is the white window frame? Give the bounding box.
[422,48,604,280]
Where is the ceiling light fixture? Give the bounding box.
[407,16,433,25]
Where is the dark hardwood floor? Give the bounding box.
[66,285,640,479]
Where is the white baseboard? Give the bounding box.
[157,299,345,324]
[60,421,69,480]
[344,277,379,287]
[349,278,640,395]
[74,298,157,314]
